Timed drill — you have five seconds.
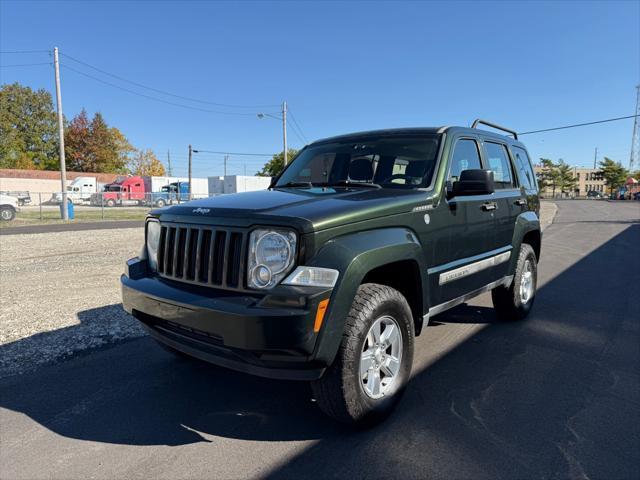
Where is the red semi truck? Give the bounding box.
[91,176,149,207]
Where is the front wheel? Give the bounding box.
[155,199,166,208]
[0,207,16,221]
[311,283,415,426]
[492,243,537,321]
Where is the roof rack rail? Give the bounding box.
[471,119,518,139]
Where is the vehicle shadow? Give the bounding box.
[1,225,638,478]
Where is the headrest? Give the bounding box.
[348,158,373,181]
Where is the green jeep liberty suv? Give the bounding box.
[122,120,541,425]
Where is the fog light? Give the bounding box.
[252,264,272,288]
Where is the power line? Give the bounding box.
[60,52,280,109]
[192,149,274,156]
[0,50,50,54]
[60,63,261,116]
[0,62,52,68]
[286,106,309,144]
[519,115,639,136]
[287,119,307,145]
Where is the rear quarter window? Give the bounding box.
[511,146,537,190]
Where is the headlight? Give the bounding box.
[248,229,296,289]
[146,220,161,271]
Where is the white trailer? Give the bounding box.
[189,178,209,198]
[215,175,271,194]
[208,176,225,195]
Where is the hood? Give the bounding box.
[159,187,428,233]
[0,194,18,206]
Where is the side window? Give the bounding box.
[449,139,481,182]
[484,142,514,189]
[511,146,536,190]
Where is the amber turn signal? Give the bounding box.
[314,299,330,333]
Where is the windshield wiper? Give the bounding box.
[329,180,382,189]
[277,181,314,188]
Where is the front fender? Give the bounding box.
[306,227,427,365]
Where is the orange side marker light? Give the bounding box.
[314,299,330,333]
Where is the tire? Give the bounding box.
[311,283,415,426]
[106,199,116,207]
[0,206,16,221]
[156,199,166,208]
[492,243,537,321]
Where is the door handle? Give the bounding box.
[481,202,497,211]
[514,199,527,206]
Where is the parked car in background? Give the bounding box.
[586,190,604,199]
[633,192,640,201]
[0,191,31,206]
[0,193,20,221]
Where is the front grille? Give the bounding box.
[157,223,246,290]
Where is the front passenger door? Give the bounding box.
[431,137,497,305]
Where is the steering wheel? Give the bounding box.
[382,173,416,184]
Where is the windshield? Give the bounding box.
[275,134,440,189]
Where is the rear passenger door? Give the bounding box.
[480,140,520,277]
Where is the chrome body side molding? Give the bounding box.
[426,275,514,319]
[438,251,511,286]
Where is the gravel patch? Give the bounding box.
[0,228,145,378]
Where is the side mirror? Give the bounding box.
[452,169,495,197]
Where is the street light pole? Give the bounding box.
[258,101,288,166]
[282,101,288,166]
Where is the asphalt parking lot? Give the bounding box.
[1,200,638,479]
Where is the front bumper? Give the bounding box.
[121,258,331,380]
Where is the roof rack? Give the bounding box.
[471,119,518,139]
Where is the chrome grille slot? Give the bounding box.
[157,223,246,291]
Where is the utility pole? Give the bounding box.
[593,147,598,169]
[167,149,172,176]
[282,100,288,166]
[224,155,228,177]
[188,144,192,200]
[630,84,640,172]
[53,47,68,220]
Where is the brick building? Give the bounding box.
[533,165,606,197]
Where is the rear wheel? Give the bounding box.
[311,283,414,426]
[492,243,537,321]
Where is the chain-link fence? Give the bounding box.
[0,191,220,225]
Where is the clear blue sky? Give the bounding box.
[1,0,638,177]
